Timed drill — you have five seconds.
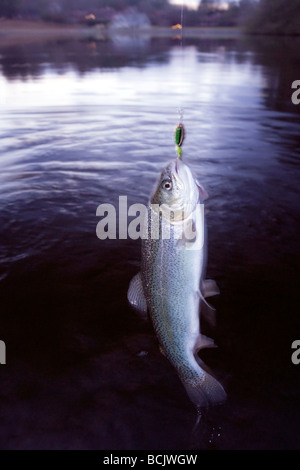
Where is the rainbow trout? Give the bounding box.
[128,158,226,408]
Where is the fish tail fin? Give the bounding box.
[181,362,226,409]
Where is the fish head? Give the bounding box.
[151,158,208,221]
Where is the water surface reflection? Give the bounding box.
[0,34,299,450]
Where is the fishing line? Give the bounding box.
[178,0,184,120]
[175,0,185,159]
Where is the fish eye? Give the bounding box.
[162,180,172,191]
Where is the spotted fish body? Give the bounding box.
[128,158,226,408]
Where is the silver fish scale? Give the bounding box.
[141,206,205,385]
[133,160,226,408]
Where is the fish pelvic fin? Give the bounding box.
[199,280,220,328]
[202,279,220,298]
[179,360,226,409]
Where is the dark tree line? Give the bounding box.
[0,0,247,27]
[0,0,169,20]
[243,0,300,35]
[1,0,299,32]
[0,0,22,18]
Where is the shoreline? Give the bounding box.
[0,19,85,46]
[0,19,243,46]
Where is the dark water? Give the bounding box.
[0,33,300,450]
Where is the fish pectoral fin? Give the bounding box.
[202,279,220,298]
[127,272,148,318]
[194,333,217,353]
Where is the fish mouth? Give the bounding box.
[172,159,200,207]
[157,159,199,219]
[164,159,197,200]
[169,158,181,179]
[175,159,178,174]
[164,161,180,185]
[172,158,185,186]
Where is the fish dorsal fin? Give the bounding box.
[202,279,220,298]
[127,272,147,316]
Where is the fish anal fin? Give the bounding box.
[194,333,217,354]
